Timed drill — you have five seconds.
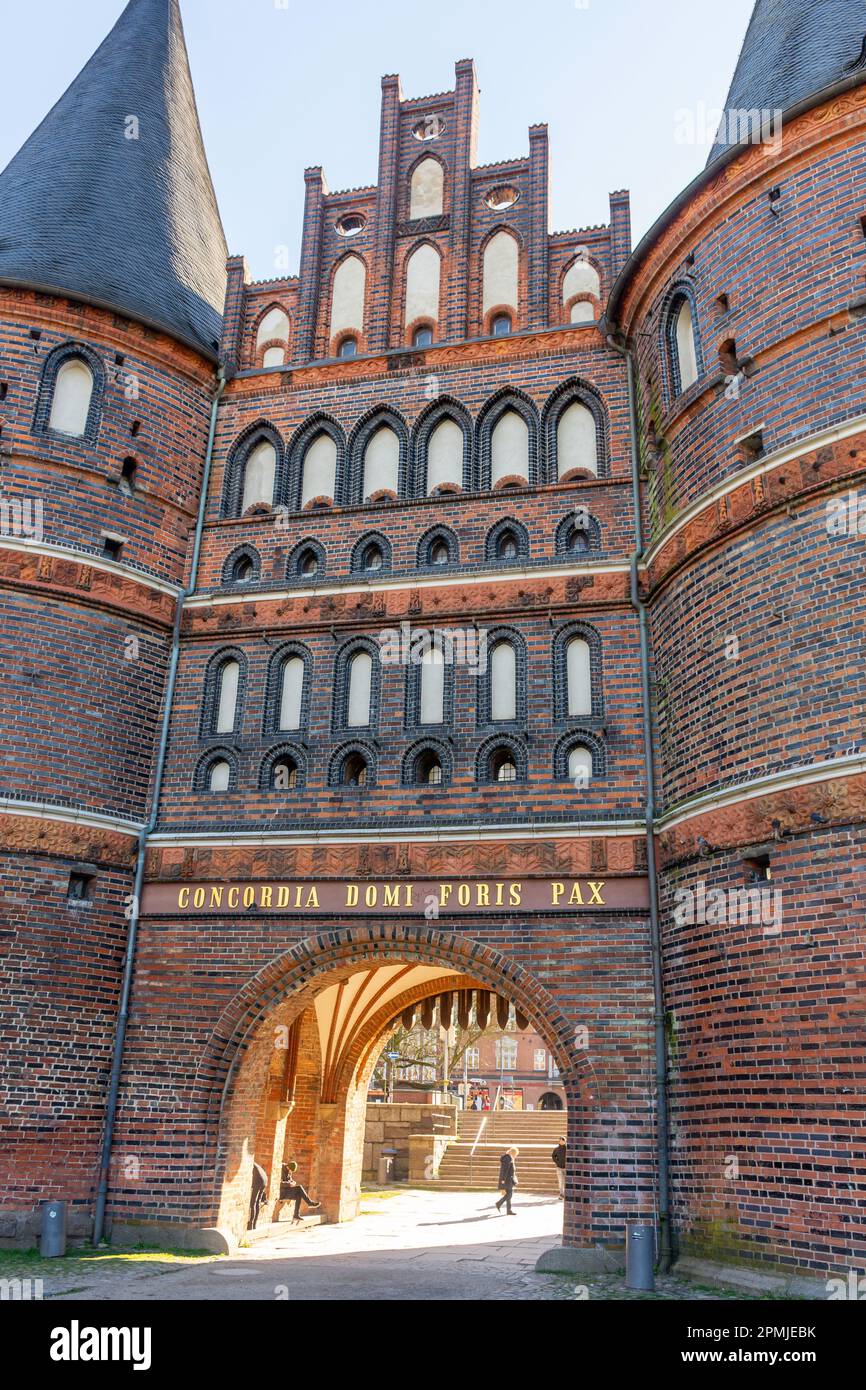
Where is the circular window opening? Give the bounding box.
[485,185,520,211]
[298,549,319,577]
[491,750,517,783]
[338,337,358,359]
[336,213,366,237]
[273,758,298,791]
[491,313,512,337]
[342,753,368,787]
[417,751,443,786]
[413,326,434,349]
[430,541,450,566]
[232,556,255,584]
[412,114,445,142]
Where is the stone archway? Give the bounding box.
[196,924,580,1246]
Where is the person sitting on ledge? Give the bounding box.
[274,1161,321,1224]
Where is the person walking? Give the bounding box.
[551,1136,567,1199]
[274,1160,321,1224]
[248,1160,269,1230]
[495,1146,519,1215]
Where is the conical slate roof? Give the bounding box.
[708,0,866,164]
[0,0,227,358]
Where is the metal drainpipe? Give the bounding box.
[607,330,672,1272]
[92,366,226,1246]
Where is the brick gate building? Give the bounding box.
[0,0,863,1278]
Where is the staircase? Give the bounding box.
[435,1110,566,1195]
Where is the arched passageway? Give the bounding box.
[202,926,577,1245]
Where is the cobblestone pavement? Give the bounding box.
[31,1189,758,1302]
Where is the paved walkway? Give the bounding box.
[40,1189,738,1301]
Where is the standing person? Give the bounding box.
[248,1160,269,1230]
[495,1147,519,1215]
[274,1160,321,1224]
[551,1136,567,1199]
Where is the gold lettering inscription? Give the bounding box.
[588,881,605,905]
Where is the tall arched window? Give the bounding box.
[241,440,277,512]
[405,243,441,329]
[483,230,519,322]
[674,298,699,393]
[300,432,337,508]
[330,255,366,344]
[347,651,373,727]
[491,410,529,487]
[279,656,305,732]
[566,637,592,717]
[363,425,399,500]
[419,644,446,725]
[410,158,444,218]
[215,659,240,734]
[557,401,598,479]
[49,359,93,437]
[490,640,517,722]
[563,257,600,306]
[426,417,463,493]
[256,306,290,366]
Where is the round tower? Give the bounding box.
[608,0,866,1275]
[0,0,226,1241]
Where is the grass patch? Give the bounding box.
[0,1244,217,1284]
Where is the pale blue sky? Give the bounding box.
[0,0,754,280]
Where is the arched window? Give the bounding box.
[403,741,450,788]
[426,417,463,493]
[566,638,592,716]
[410,158,444,219]
[568,745,594,785]
[557,401,598,479]
[350,532,391,575]
[476,736,526,784]
[405,243,441,328]
[329,743,376,788]
[669,294,700,394]
[417,526,458,569]
[256,307,290,366]
[222,547,260,586]
[215,659,240,734]
[491,410,529,487]
[208,758,231,792]
[49,359,94,437]
[419,644,446,725]
[562,256,601,305]
[241,440,277,513]
[301,432,337,508]
[363,425,399,500]
[413,325,434,348]
[272,756,298,790]
[485,518,529,566]
[555,512,601,556]
[330,255,366,344]
[279,656,305,731]
[347,651,373,727]
[490,641,517,722]
[570,302,595,325]
[491,313,512,336]
[342,752,368,786]
[553,624,602,722]
[417,749,443,785]
[483,230,519,322]
[338,336,358,359]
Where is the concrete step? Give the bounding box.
[244,1214,325,1243]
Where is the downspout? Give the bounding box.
[93,365,226,1246]
[607,329,673,1273]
